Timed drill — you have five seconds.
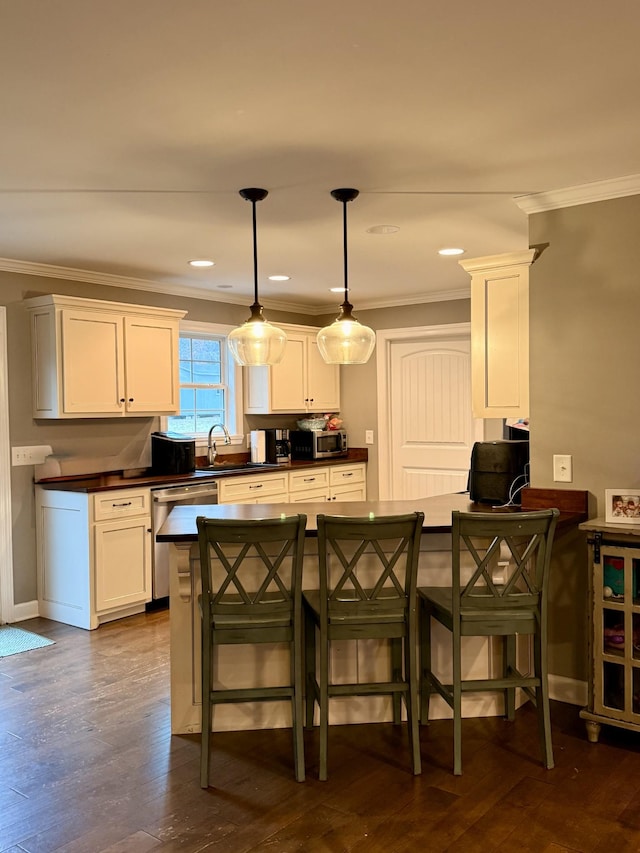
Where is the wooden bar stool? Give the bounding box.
[196,514,307,787]
[303,511,424,780]
[419,508,560,775]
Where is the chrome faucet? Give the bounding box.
[207,423,231,465]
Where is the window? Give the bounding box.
[164,321,243,444]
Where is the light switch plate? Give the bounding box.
[553,454,572,483]
[12,445,53,466]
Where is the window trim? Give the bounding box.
[161,319,244,448]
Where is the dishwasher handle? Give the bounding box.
[152,484,219,504]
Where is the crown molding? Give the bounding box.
[458,249,537,274]
[514,173,640,214]
[336,287,470,314]
[0,257,317,316]
[0,256,469,316]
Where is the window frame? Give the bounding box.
[161,320,244,449]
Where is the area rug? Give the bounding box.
[0,625,55,658]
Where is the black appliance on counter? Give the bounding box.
[250,429,278,464]
[151,431,196,476]
[275,428,291,463]
[467,440,529,506]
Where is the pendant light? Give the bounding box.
[317,188,376,365]
[227,188,287,366]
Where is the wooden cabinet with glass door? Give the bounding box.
[580,520,640,742]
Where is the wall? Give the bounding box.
[529,193,640,681]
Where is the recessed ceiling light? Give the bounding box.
[268,275,290,281]
[366,225,400,235]
[438,247,465,256]
[189,259,215,267]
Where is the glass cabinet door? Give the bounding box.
[594,545,640,722]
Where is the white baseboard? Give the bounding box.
[549,674,588,707]
[10,599,40,623]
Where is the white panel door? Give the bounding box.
[389,337,482,499]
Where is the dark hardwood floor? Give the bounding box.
[2,611,640,852]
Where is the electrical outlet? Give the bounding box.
[553,454,573,483]
[365,430,374,445]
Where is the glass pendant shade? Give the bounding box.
[227,188,287,367]
[317,187,376,365]
[316,304,376,365]
[228,306,287,366]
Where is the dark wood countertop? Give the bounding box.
[157,489,588,543]
[35,449,368,493]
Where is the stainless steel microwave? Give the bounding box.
[289,429,348,460]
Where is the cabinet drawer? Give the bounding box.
[289,489,329,503]
[289,467,329,493]
[329,464,366,487]
[218,471,289,503]
[92,488,150,521]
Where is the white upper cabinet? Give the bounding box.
[244,324,340,414]
[25,294,186,418]
[459,250,536,419]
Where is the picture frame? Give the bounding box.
[605,489,640,524]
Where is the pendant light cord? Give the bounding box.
[251,198,260,307]
[341,197,349,307]
[239,187,268,321]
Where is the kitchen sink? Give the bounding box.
[196,462,282,472]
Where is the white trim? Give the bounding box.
[376,322,472,500]
[458,249,537,274]
[0,257,469,315]
[162,319,244,445]
[549,674,588,707]
[514,173,640,214]
[11,599,39,623]
[339,287,471,311]
[0,307,14,624]
[0,257,317,316]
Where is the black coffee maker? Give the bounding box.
[275,428,290,463]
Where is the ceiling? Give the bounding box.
[2,0,640,314]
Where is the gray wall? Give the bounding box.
[529,193,640,680]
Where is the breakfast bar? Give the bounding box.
[158,490,588,735]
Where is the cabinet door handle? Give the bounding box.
[113,501,133,507]
[147,528,152,533]
[249,484,264,490]
[128,398,134,402]
[303,477,316,483]
[119,398,125,404]
[341,472,353,478]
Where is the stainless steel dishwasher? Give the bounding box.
[151,479,219,600]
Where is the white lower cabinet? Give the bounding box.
[36,486,152,629]
[217,471,290,505]
[328,463,367,501]
[288,468,331,501]
[217,463,367,506]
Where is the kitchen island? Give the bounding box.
[158,490,588,735]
